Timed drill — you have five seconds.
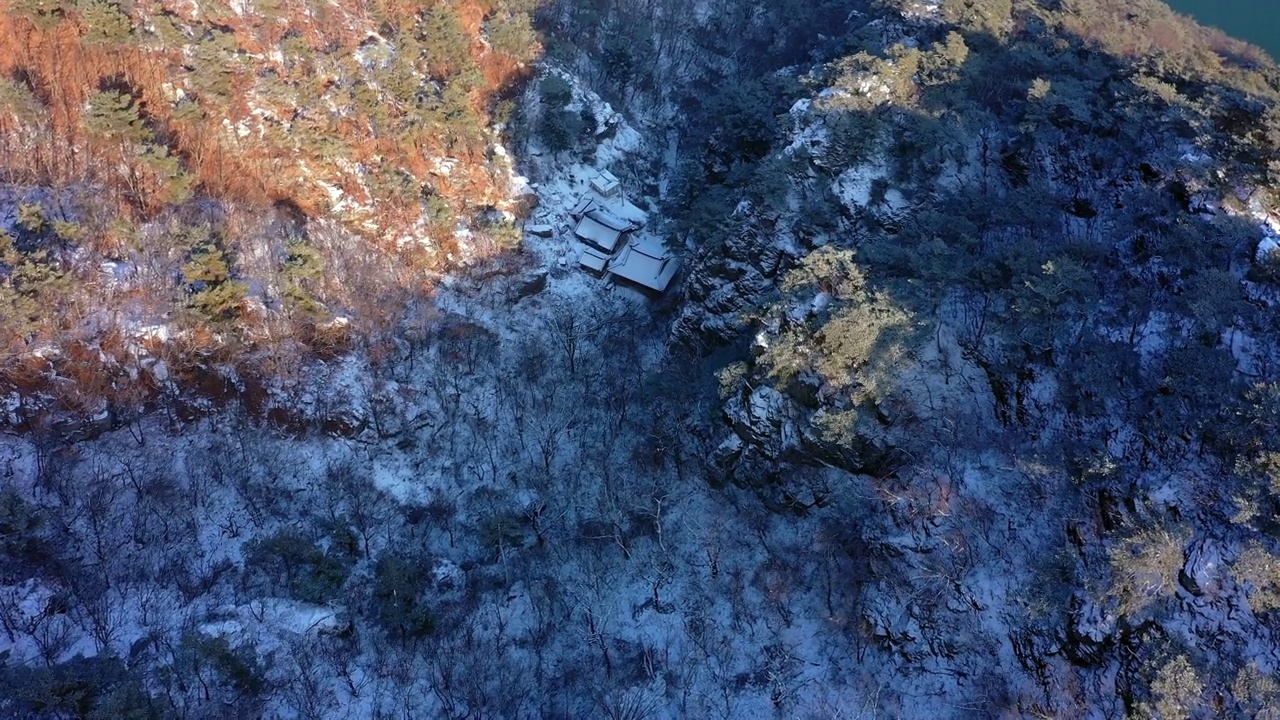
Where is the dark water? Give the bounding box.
[1165,0,1280,60]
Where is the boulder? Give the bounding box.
[713,433,744,468]
[143,358,169,383]
[1065,593,1116,666]
[726,385,790,450]
[431,559,465,592]
[1180,538,1225,597]
[512,271,548,301]
[511,190,540,216]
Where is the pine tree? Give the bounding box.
[82,90,150,144]
[183,244,247,322]
[77,0,133,46]
[8,0,67,30]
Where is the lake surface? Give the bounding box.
[1165,0,1280,60]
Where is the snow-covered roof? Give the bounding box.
[570,193,646,231]
[602,198,648,226]
[607,238,679,292]
[578,246,610,272]
[570,196,594,217]
[574,215,625,252]
[591,170,620,197]
[585,207,632,232]
[629,237,668,257]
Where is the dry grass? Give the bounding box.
[1107,526,1189,619]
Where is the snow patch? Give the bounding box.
[833,157,889,207]
[1255,214,1280,263]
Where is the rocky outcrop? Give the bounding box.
[715,378,905,503]
[1067,593,1118,666]
[1181,537,1227,597]
[671,221,790,350]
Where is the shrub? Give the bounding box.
[716,361,749,399]
[484,217,523,251]
[183,244,248,323]
[479,511,536,556]
[1233,663,1280,720]
[282,240,326,318]
[540,108,586,155]
[170,632,267,701]
[0,655,156,719]
[78,0,133,46]
[539,75,574,109]
[1235,543,1280,614]
[758,246,921,412]
[1108,526,1189,619]
[243,528,355,604]
[487,13,539,63]
[0,488,54,579]
[370,552,435,641]
[1138,654,1203,720]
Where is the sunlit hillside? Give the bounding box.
[0,0,540,425]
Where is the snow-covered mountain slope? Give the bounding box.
[6,0,1280,717]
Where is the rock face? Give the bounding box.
[673,101,915,490]
[717,377,903,492]
[726,385,794,451]
[672,222,792,350]
[718,385,804,494]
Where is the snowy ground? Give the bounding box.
[3,357,1086,718]
[0,154,1138,714]
[0,203,878,716]
[0,72,884,719]
[0,68,971,719]
[12,59,1274,719]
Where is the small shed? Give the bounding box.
[569,196,595,218]
[607,237,680,292]
[591,170,621,197]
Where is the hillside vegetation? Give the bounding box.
[5,0,1280,717]
[0,0,539,425]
